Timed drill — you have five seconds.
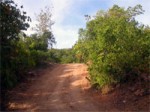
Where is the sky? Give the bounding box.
[14,0,150,49]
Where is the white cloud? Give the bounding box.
[48,0,84,48]
[50,0,74,24]
[23,21,38,35]
[52,25,79,49]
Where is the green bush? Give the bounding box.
[47,48,75,63]
[74,5,150,88]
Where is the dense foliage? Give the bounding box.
[73,5,150,88]
[0,0,55,89]
[48,48,76,63]
[1,0,31,88]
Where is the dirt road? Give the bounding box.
[6,63,149,111]
[7,64,107,111]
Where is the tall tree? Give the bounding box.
[35,6,54,34]
[34,6,55,48]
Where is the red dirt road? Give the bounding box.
[7,64,149,111]
[8,64,108,111]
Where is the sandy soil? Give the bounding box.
[6,64,149,111]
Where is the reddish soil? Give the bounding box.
[6,64,150,111]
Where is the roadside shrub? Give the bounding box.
[74,5,150,88]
